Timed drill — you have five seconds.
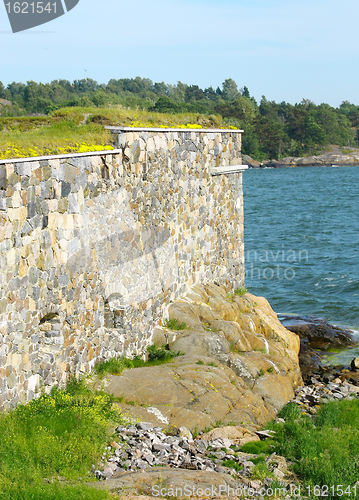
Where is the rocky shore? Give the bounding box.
[98,283,302,432]
[90,284,359,497]
[92,377,359,497]
[243,146,359,169]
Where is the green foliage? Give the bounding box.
[1,76,358,160]
[240,439,275,455]
[0,378,121,499]
[163,318,186,330]
[251,462,272,480]
[147,344,184,361]
[222,459,243,472]
[94,345,184,375]
[268,399,359,498]
[234,287,248,296]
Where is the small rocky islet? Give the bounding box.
[243,145,359,169]
[91,283,359,497]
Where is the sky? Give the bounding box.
[1,0,359,107]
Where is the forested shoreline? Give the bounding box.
[1,77,359,161]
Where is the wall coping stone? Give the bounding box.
[210,165,248,175]
[106,126,244,133]
[0,148,122,165]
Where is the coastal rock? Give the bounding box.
[278,314,356,350]
[197,426,260,445]
[351,358,359,371]
[105,284,302,431]
[242,155,261,168]
[257,146,359,169]
[91,420,300,497]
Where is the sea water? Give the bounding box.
[243,166,359,340]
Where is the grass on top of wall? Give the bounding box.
[0,106,233,159]
[0,378,124,500]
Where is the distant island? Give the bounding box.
[244,145,359,168]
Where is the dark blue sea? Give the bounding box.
[243,166,359,342]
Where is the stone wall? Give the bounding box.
[0,128,247,410]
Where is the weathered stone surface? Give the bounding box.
[198,426,260,445]
[0,130,245,410]
[258,146,359,169]
[279,314,356,350]
[93,468,245,495]
[105,285,302,429]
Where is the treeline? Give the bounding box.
[1,77,359,160]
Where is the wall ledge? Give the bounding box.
[106,126,244,133]
[210,165,248,175]
[0,149,121,165]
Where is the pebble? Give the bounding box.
[95,423,289,485]
[94,378,359,494]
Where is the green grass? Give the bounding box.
[0,378,123,499]
[240,439,275,455]
[267,400,359,499]
[94,344,184,376]
[234,287,248,296]
[251,462,272,481]
[163,318,187,330]
[0,106,230,159]
[222,459,243,472]
[0,115,113,159]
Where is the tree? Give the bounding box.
[152,96,179,113]
[185,85,205,102]
[242,86,250,98]
[222,78,239,101]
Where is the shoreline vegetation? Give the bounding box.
[2,287,359,498]
[1,77,359,161]
[2,344,359,499]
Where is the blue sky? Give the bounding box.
[1,0,358,106]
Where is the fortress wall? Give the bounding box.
[0,129,246,409]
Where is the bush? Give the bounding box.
[269,399,359,498]
[94,345,184,376]
[0,379,122,499]
[234,287,248,296]
[163,318,187,330]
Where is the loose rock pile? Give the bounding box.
[94,377,359,494]
[292,378,359,414]
[95,423,287,485]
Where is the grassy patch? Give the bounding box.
[234,287,248,296]
[163,318,187,330]
[94,344,184,376]
[222,459,243,472]
[240,439,275,455]
[268,400,359,498]
[0,378,123,499]
[0,107,230,159]
[0,115,113,159]
[251,462,272,481]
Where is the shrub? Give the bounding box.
[163,318,186,330]
[234,287,248,296]
[0,378,122,499]
[240,439,275,455]
[269,399,359,498]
